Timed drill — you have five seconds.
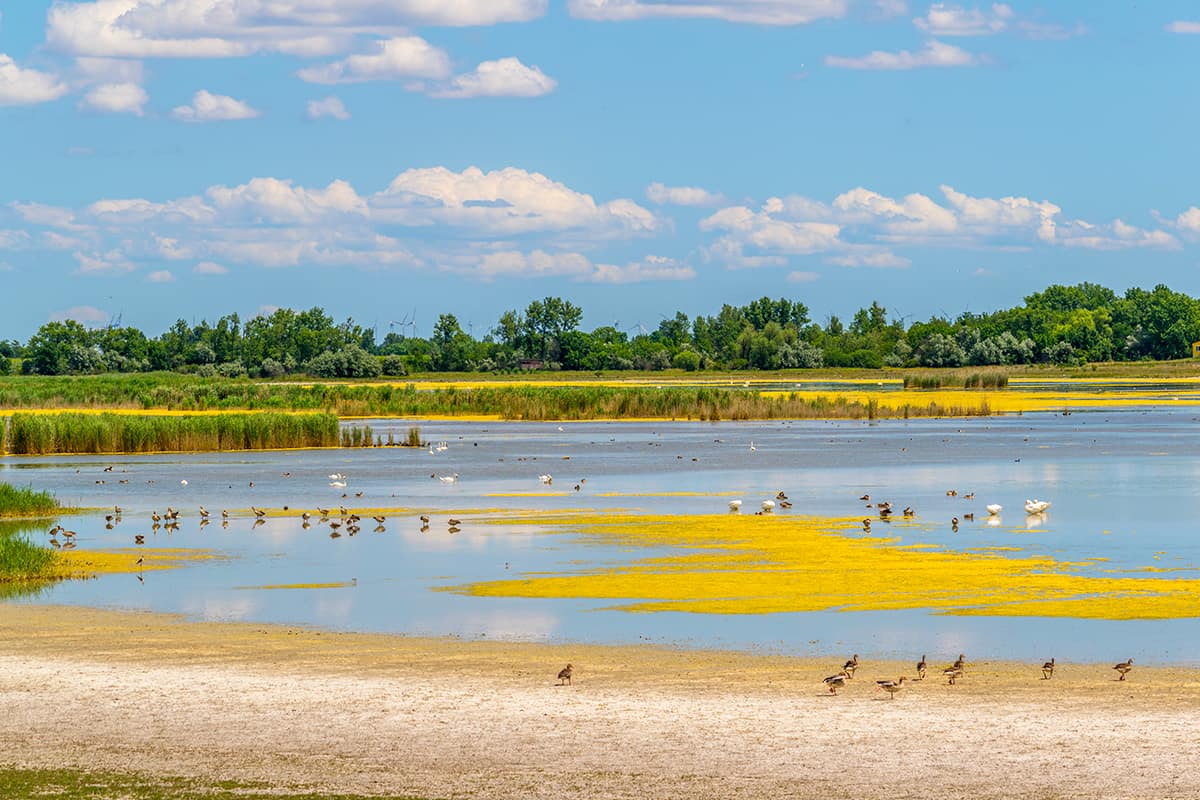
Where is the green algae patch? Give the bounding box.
[446,511,1200,620]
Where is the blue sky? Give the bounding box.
[2,0,1199,339]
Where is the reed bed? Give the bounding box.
[0,376,1003,421]
[903,370,1009,389]
[4,412,340,455]
[0,483,60,517]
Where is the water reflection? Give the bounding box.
[2,412,1199,662]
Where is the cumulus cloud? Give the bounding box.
[826,39,980,70]
[297,37,451,84]
[914,3,1012,36]
[146,269,174,282]
[587,255,696,283]
[49,305,110,324]
[1176,207,1200,233]
[646,182,724,207]
[47,1,547,59]
[80,82,148,115]
[698,184,1180,268]
[568,0,849,25]
[786,270,820,283]
[429,58,556,99]
[0,54,68,106]
[6,166,659,282]
[1166,21,1200,34]
[306,96,349,120]
[172,90,259,122]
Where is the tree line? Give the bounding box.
[2,282,1199,378]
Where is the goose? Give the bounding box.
[761,500,775,512]
[859,494,870,501]
[953,653,967,672]
[946,489,958,497]
[301,512,312,522]
[963,513,974,521]
[448,526,461,534]
[1024,499,1051,514]
[876,677,906,699]
[1042,657,1055,679]
[318,507,331,516]
[842,654,860,676]
[252,507,266,518]
[1113,658,1133,680]
[198,506,209,518]
[823,671,851,694]
[134,535,145,545]
[222,509,230,518]
[963,492,975,500]
[438,473,459,484]
[373,515,386,524]
[448,518,462,526]
[986,504,1002,515]
[903,507,914,517]
[539,474,553,484]
[780,500,793,509]
[728,499,743,512]
[943,666,963,685]
[916,654,927,680]
[557,664,573,685]
[419,514,430,524]
[776,491,788,500]
[151,511,161,523]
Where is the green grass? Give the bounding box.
[3,412,342,455]
[0,766,428,799]
[0,519,57,596]
[0,482,60,516]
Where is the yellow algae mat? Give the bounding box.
[449,511,1200,619]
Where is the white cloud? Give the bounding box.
[826,39,980,70]
[206,178,368,223]
[75,250,136,274]
[47,1,547,59]
[646,182,724,206]
[827,249,911,268]
[297,37,451,84]
[786,270,820,283]
[914,3,1013,36]
[568,0,849,25]
[172,90,259,122]
[306,96,349,120]
[194,261,229,274]
[701,203,843,267]
[377,166,659,237]
[73,56,145,84]
[1046,218,1180,251]
[0,230,30,249]
[1166,21,1200,34]
[147,269,175,282]
[833,187,957,237]
[429,58,556,99]
[587,255,695,283]
[1177,207,1200,233]
[475,249,593,280]
[0,54,68,106]
[80,82,148,115]
[49,305,110,324]
[11,203,80,229]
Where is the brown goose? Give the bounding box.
[876,676,907,699]
[823,671,851,695]
[842,654,860,676]
[557,663,573,685]
[1041,657,1055,679]
[1113,658,1133,681]
[916,654,927,680]
[943,666,963,685]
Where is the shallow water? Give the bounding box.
[3,411,1200,664]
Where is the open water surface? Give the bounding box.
[4,410,1200,663]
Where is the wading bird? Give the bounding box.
[1113,658,1134,680]
[876,677,906,699]
[1042,657,1056,679]
[823,671,851,694]
[916,655,927,680]
[557,664,573,685]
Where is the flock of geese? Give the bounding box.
[817,653,1136,697]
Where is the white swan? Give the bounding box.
[539,474,553,484]
[328,473,345,480]
[329,480,347,488]
[438,473,459,484]
[1024,499,1051,514]
[728,499,743,511]
[761,499,775,512]
[986,504,1002,515]
[749,441,757,452]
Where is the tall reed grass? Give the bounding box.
[4,412,340,455]
[904,371,1009,389]
[0,483,60,517]
[0,375,999,421]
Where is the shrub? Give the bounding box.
[381,355,408,376]
[216,361,248,378]
[260,357,286,378]
[672,350,702,371]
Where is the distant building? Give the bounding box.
[1193,341,1200,358]
[519,359,544,370]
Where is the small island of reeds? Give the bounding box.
[0,483,61,517]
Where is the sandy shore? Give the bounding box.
[2,605,1199,799]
